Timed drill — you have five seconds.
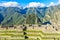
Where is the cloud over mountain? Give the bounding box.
[47,2,55,7]
[58,0,60,4]
[0,2,21,7]
[25,2,45,8]
[0,1,60,8]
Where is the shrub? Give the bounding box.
[25,36,28,39]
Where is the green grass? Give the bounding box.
[0,30,59,40]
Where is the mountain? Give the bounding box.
[0,6,25,26]
[0,4,60,26]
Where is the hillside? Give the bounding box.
[0,4,60,26]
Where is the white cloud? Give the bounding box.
[47,2,55,7]
[0,2,21,7]
[58,0,60,4]
[47,0,60,7]
[25,2,45,8]
[58,0,60,3]
[0,1,59,8]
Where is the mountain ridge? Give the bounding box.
[0,4,60,26]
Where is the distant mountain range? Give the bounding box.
[0,4,60,26]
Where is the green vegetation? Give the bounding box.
[0,29,59,40]
[0,5,60,40]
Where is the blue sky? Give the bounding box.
[0,0,59,7]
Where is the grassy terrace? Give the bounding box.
[0,29,59,40]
